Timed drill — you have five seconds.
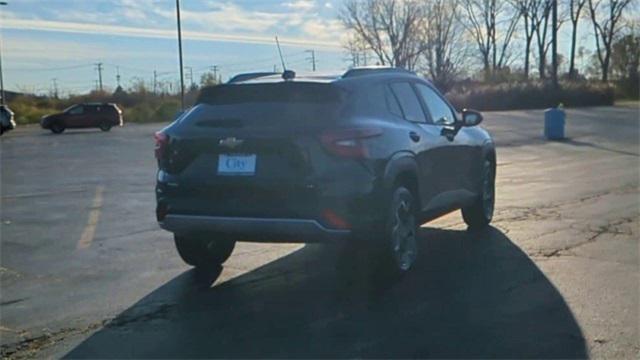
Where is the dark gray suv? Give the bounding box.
[155,67,496,275]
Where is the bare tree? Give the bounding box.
[512,0,538,79]
[461,0,521,80]
[522,0,565,80]
[588,0,634,81]
[340,0,427,70]
[567,0,588,77]
[422,0,467,91]
[523,0,554,79]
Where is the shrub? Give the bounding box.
[9,96,58,125]
[446,81,615,111]
[152,100,181,123]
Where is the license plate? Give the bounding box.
[217,154,256,176]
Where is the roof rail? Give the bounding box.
[342,66,415,78]
[227,72,279,84]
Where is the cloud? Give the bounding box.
[3,37,109,62]
[178,3,292,33]
[283,0,316,10]
[3,17,343,49]
[300,18,345,42]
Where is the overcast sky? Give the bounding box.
[0,0,617,96]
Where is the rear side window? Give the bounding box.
[385,86,404,118]
[389,82,426,123]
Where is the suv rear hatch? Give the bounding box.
[157,82,348,220]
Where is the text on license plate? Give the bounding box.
[218,154,256,175]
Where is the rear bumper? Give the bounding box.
[159,214,351,243]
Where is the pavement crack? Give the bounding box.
[0,322,106,359]
[0,298,28,307]
[106,303,175,328]
[529,216,637,258]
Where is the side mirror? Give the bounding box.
[461,109,483,127]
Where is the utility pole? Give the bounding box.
[0,1,7,105]
[210,65,219,83]
[116,66,121,88]
[153,70,158,95]
[95,62,103,92]
[0,35,4,105]
[551,0,558,89]
[175,0,185,110]
[185,66,193,88]
[305,50,316,71]
[51,78,58,99]
[210,65,218,78]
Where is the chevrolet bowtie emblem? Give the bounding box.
[219,137,244,149]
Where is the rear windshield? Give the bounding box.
[197,82,345,105]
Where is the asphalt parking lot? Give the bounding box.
[1,106,638,358]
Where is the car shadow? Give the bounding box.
[40,129,109,136]
[66,226,586,359]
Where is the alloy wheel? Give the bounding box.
[390,194,417,271]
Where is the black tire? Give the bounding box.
[462,158,495,229]
[99,122,112,132]
[50,122,65,134]
[174,234,235,268]
[377,186,419,275]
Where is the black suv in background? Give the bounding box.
[155,68,495,275]
[41,103,123,134]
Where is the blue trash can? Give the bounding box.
[544,107,565,140]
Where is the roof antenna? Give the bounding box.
[275,36,295,80]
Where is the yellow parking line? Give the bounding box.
[76,185,104,250]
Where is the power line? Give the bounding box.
[5,63,94,72]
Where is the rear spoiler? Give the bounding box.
[227,72,279,84]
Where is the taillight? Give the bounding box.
[321,209,351,230]
[320,127,382,158]
[154,131,169,161]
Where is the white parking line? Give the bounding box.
[76,185,104,250]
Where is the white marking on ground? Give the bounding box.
[76,186,104,250]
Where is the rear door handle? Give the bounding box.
[409,131,420,142]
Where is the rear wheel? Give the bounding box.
[377,186,418,276]
[99,121,112,132]
[462,159,495,229]
[50,122,65,134]
[174,234,235,268]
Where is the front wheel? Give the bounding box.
[99,122,112,132]
[174,234,235,269]
[50,123,65,134]
[462,158,495,229]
